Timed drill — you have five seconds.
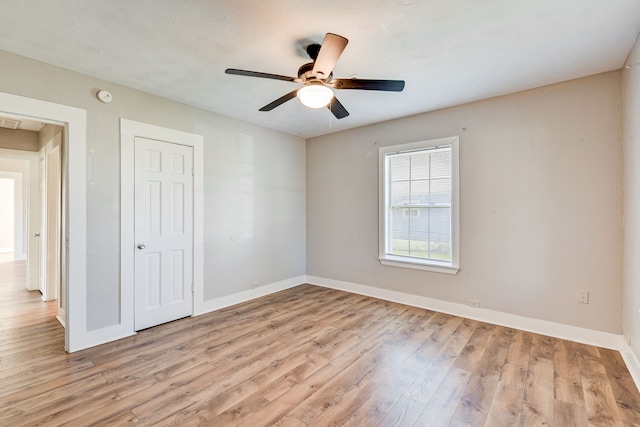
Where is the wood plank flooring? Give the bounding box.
[2,257,640,426]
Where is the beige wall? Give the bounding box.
[623,35,640,355]
[307,72,623,334]
[0,128,38,151]
[0,50,306,331]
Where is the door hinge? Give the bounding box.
[192,282,195,293]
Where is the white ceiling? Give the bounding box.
[1,0,639,138]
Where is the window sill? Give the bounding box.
[379,256,459,275]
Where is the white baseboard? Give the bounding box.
[621,341,640,390]
[306,275,623,351]
[194,275,306,316]
[68,323,136,353]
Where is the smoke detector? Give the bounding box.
[97,90,113,103]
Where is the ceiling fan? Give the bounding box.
[225,33,405,119]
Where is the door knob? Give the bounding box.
[137,243,146,250]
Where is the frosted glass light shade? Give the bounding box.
[297,84,334,109]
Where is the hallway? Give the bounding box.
[0,254,63,364]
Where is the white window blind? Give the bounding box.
[379,136,459,274]
[388,146,452,262]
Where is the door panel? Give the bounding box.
[170,250,184,301]
[146,251,161,308]
[134,137,193,331]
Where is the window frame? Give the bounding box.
[378,136,460,274]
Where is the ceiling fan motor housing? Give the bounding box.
[297,62,314,78]
[298,62,332,83]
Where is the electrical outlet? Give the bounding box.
[468,299,480,308]
[577,290,589,304]
[251,282,259,289]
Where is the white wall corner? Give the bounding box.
[305,275,623,351]
[194,276,306,316]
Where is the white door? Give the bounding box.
[134,137,194,331]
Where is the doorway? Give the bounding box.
[0,91,87,352]
[0,122,64,326]
[38,128,64,323]
[120,119,204,334]
[0,153,36,281]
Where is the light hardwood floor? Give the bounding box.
[1,258,640,426]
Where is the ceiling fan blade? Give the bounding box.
[259,89,299,111]
[331,78,405,92]
[312,33,349,79]
[328,96,349,119]
[225,68,297,82]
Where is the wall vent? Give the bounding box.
[0,117,20,130]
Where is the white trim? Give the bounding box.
[120,119,204,338]
[306,275,623,351]
[56,313,66,328]
[195,276,306,315]
[379,257,459,274]
[0,92,86,352]
[378,136,460,274]
[621,342,640,390]
[74,324,136,350]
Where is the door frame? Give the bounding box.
[0,91,86,352]
[120,119,204,334]
[38,136,62,303]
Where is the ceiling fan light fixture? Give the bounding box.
[297,83,333,109]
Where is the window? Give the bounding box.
[379,136,459,274]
